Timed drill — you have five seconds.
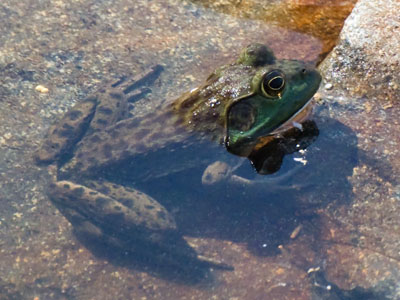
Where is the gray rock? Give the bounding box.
[319,0,400,101]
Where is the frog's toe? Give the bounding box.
[113,65,164,95]
[201,161,231,185]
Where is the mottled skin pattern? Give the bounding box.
[35,44,321,266]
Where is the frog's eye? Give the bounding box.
[228,101,256,132]
[261,70,285,98]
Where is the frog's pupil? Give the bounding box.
[261,70,285,98]
[269,77,284,90]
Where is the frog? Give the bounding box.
[35,44,321,270]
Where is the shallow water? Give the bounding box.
[190,0,358,62]
[1,0,399,299]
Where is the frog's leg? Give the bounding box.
[34,65,163,164]
[49,179,232,270]
[34,97,98,164]
[35,65,206,262]
[48,180,177,236]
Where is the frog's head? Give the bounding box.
[174,43,321,157]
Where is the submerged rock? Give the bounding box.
[190,0,357,62]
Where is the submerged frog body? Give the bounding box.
[35,44,321,269]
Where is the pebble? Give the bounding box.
[35,85,49,93]
[313,92,323,102]
[0,137,6,145]
[324,83,333,90]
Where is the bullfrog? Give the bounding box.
[35,44,321,269]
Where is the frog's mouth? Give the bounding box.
[225,97,315,157]
[269,97,314,135]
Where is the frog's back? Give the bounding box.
[61,107,196,176]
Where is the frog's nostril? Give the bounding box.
[301,68,307,74]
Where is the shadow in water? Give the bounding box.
[72,228,227,286]
[157,115,359,257]
[52,107,398,285]
[63,115,359,283]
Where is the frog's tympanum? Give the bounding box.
[35,44,321,271]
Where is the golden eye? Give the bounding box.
[261,70,285,98]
